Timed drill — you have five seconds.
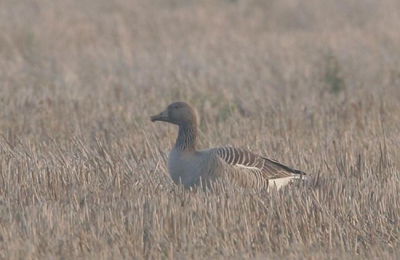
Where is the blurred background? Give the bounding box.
[0,0,399,259]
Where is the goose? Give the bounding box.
[150,101,306,191]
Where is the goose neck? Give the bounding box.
[176,122,197,151]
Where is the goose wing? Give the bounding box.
[214,147,305,180]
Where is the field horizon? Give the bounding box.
[0,0,399,259]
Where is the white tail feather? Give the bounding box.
[268,177,297,191]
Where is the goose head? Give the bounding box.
[150,101,196,126]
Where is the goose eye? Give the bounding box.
[174,106,178,109]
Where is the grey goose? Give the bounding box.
[150,101,306,191]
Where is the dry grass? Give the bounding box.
[0,0,400,259]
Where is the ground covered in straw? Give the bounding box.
[0,0,399,259]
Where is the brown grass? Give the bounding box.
[0,0,400,259]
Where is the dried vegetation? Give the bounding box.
[0,0,399,259]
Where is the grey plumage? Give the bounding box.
[150,101,306,191]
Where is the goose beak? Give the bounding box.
[150,109,169,122]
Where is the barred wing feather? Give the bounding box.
[215,147,305,180]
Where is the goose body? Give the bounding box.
[151,101,306,191]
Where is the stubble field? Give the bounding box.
[0,0,399,259]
